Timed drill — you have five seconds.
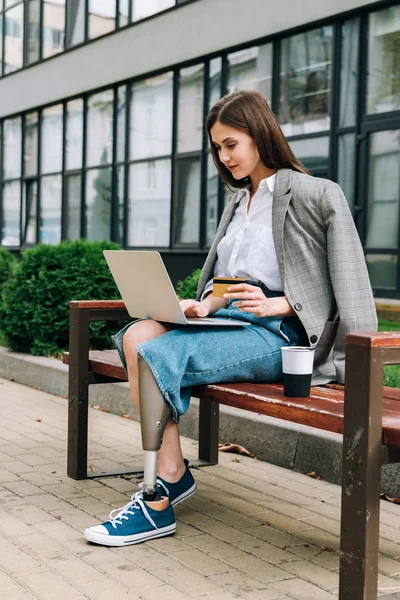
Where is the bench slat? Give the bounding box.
[62,350,400,445]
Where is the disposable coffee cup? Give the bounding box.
[281,346,315,398]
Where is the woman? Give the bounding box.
[84,90,377,546]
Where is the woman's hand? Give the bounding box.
[179,299,210,318]
[223,283,295,317]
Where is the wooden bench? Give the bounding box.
[63,299,400,600]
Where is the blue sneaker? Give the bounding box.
[156,459,197,506]
[84,492,176,547]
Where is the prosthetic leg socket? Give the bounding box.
[138,356,172,502]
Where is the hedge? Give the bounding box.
[0,240,122,356]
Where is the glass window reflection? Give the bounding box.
[88,0,115,40]
[66,99,83,171]
[65,174,81,240]
[42,0,65,58]
[86,90,113,167]
[22,180,37,245]
[117,86,126,163]
[366,130,400,249]
[280,27,333,136]
[26,0,40,64]
[128,159,171,247]
[228,44,273,103]
[41,104,63,174]
[366,254,397,289]
[3,116,22,180]
[206,152,218,247]
[40,174,62,243]
[24,112,38,177]
[173,156,201,245]
[337,134,356,212]
[130,73,173,160]
[66,0,85,47]
[289,136,329,178]
[209,58,222,110]
[339,19,359,128]
[177,64,204,154]
[86,167,112,241]
[1,181,20,246]
[4,3,23,73]
[367,6,400,114]
[131,0,174,22]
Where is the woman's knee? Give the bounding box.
[123,320,169,358]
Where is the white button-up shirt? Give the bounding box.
[201,173,283,300]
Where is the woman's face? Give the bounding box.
[210,121,261,180]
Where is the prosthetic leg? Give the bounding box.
[138,356,172,502]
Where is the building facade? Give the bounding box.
[0,0,399,295]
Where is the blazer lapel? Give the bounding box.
[272,169,293,286]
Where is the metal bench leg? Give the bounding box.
[67,308,90,480]
[197,397,219,466]
[339,341,383,600]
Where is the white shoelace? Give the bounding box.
[108,491,159,530]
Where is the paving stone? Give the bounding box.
[2,377,400,600]
[210,570,285,598]
[169,547,234,576]
[271,577,336,599]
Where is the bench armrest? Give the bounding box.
[69,300,130,321]
[346,332,400,349]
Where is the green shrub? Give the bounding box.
[0,240,122,356]
[176,268,202,300]
[0,248,18,295]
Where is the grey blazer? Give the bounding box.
[196,168,377,385]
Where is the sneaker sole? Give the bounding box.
[84,523,176,547]
[171,482,197,507]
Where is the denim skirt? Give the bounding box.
[112,282,308,423]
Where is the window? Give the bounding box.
[66,99,83,171]
[66,0,85,47]
[366,130,400,250]
[24,112,39,177]
[64,174,81,240]
[280,27,333,136]
[1,181,21,246]
[86,167,112,240]
[87,90,113,167]
[128,160,171,247]
[22,180,37,244]
[40,175,62,243]
[4,3,23,73]
[3,117,22,180]
[131,0,174,22]
[289,136,329,178]
[41,104,63,174]
[173,156,201,245]
[227,44,273,103]
[177,64,204,153]
[367,6,400,114]
[26,0,40,64]
[42,0,65,58]
[337,134,356,212]
[339,19,359,128]
[130,73,173,160]
[88,0,115,39]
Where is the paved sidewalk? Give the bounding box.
[1,379,400,599]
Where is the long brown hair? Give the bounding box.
[206,90,310,188]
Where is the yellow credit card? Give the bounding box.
[213,277,246,297]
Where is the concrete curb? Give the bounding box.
[1,346,400,495]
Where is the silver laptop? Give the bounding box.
[103,250,250,327]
